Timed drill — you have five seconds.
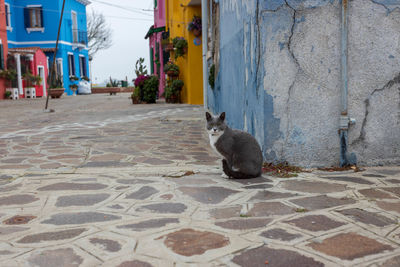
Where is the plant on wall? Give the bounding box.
[172,37,188,59]
[164,61,180,77]
[23,71,42,88]
[188,15,202,37]
[0,68,17,88]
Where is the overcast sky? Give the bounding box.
[87,0,154,86]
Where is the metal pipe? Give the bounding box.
[201,0,208,109]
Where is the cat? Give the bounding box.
[206,111,263,179]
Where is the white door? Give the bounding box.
[37,66,46,97]
[71,11,78,43]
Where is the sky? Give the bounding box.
[87,0,154,86]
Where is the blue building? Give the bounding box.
[5,0,90,95]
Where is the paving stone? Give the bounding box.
[376,201,400,214]
[17,228,87,243]
[250,190,299,201]
[116,179,155,185]
[178,186,239,204]
[0,226,30,235]
[290,195,356,210]
[0,194,39,206]
[3,215,36,225]
[1,158,27,163]
[90,238,121,252]
[89,154,126,161]
[230,176,273,185]
[285,215,346,232]
[55,193,110,207]
[377,255,400,267]
[375,169,400,176]
[243,184,273,189]
[117,260,154,267]
[0,184,21,192]
[308,232,393,260]
[109,204,124,209]
[27,248,83,267]
[362,173,386,178]
[232,245,323,267]
[142,158,174,165]
[337,208,396,227]
[260,228,302,241]
[319,176,373,185]
[215,218,272,230]
[359,188,395,199]
[82,161,134,168]
[160,194,173,200]
[137,203,187,214]
[118,218,179,231]
[382,187,400,198]
[210,206,242,219]
[280,180,347,193]
[162,228,229,256]
[248,202,295,217]
[0,250,13,255]
[386,179,400,184]
[126,186,158,200]
[37,182,108,191]
[42,212,121,225]
[40,163,63,169]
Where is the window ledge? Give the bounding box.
[7,26,13,32]
[27,27,44,33]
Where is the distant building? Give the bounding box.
[0,0,9,99]
[5,0,90,96]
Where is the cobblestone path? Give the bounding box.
[0,95,399,266]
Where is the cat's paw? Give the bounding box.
[221,173,229,179]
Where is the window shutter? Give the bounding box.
[0,44,4,70]
[24,8,30,28]
[150,48,154,74]
[71,55,75,76]
[82,58,87,77]
[40,7,44,27]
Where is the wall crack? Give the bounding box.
[352,73,400,146]
[370,0,400,14]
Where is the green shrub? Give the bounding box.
[171,79,184,91]
[142,75,159,103]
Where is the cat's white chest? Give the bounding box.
[209,133,223,157]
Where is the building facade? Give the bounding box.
[0,0,9,99]
[205,0,400,167]
[145,0,166,97]
[165,0,203,105]
[5,0,90,96]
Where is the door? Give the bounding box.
[37,66,46,97]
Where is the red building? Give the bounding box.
[0,0,9,100]
[8,47,49,98]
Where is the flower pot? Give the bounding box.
[167,94,180,104]
[131,96,140,104]
[164,43,174,52]
[193,28,201,37]
[49,88,65,99]
[166,70,179,77]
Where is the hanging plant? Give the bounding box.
[164,61,180,77]
[188,15,202,37]
[172,37,188,59]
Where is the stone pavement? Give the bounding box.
[0,94,399,267]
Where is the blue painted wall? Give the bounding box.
[5,0,90,95]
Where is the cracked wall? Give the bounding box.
[207,0,400,167]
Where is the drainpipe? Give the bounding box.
[339,0,356,166]
[201,0,208,109]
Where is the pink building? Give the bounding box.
[144,0,167,97]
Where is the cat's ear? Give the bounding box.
[219,112,226,121]
[205,112,212,121]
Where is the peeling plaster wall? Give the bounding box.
[208,0,400,167]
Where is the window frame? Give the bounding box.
[79,55,87,77]
[5,3,12,31]
[25,5,44,33]
[68,53,75,77]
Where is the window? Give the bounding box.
[79,56,87,77]
[68,54,75,76]
[71,11,78,43]
[0,40,4,70]
[24,6,44,29]
[5,3,11,29]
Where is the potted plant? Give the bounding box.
[70,84,78,95]
[131,87,141,104]
[172,37,188,59]
[161,38,174,52]
[165,79,184,103]
[81,76,90,82]
[48,75,65,98]
[4,91,11,99]
[69,75,79,81]
[164,61,180,77]
[188,15,202,37]
[142,75,159,103]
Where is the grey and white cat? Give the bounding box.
[206,111,263,179]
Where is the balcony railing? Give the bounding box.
[72,29,88,46]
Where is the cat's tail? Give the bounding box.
[222,159,258,179]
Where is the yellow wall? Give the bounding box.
[165,0,203,105]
